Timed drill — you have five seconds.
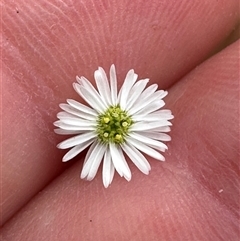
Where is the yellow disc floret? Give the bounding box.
[103,117,110,123]
[96,105,133,144]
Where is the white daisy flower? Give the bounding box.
[54,65,173,188]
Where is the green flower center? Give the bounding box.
[96,105,134,144]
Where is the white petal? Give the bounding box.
[79,75,109,107]
[75,76,107,109]
[76,76,96,91]
[54,129,84,135]
[86,144,107,181]
[81,142,106,180]
[102,148,115,188]
[134,100,165,116]
[133,110,174,122]
[128,91,166,115]
[136,132,171,141]
[57,132,96,149]
[62,139,94,162]
[56,116,96,127]
[118,70,138,110]
[76,75,86,86]
[151,126,171,132]
[73,83,106,113]
[94,68,111,106]
[56,113,94,124]
[155,90,168,99]
[57,111,76,119]
[136,84,158,102]
[130,120,172,131]
[127,137,165,161]
[125,78,149,111]
[129,132,168,152]
[121,142,150,175]
[66,99,98,116]
[150,109,173,117]
[82,140,98,166]
[53,121,96,131]
[59,104,96,121]
[133,114,173,122]
[56,111,96,125]
[110,64,118,105]
[109,143,132,181]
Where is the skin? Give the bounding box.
[1,0,239,240]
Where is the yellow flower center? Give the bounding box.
[96,105,133,144]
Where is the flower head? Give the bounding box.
[54,65,173,188]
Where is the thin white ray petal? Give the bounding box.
[133,115,173,122]
[57,111,77,119]
[133,112,174,122]
[82,140,98,166]
[155,109,173,115]
[109,144,123,177]
[79,76,108,107]
[87,145,107,180]
[108,160,115,185]
[137,90,165,108]
[130,120,172,131]
[73,83,106,113]
[143,90,168,102]
[109,143,132,181]
[151,126,171,132]
[80,140,99,177]
[134,100,165,116]
[159,90,168,99]
[56,113,95,123]
[76,76,96,91]
[126,78,149,111]
[94,68,111,106]
[53,121,96,131]
[66,99,98,116]
[102,148,115,188]
[80,142,106,180]
[76,75,82,85]
[129,132,168,152]
[57,132,96,149]
[118,70,138,110]
[121,142,150,175]
[59,104,96,121]
[76,75,90,87]
[129,91,165,115]
[110,64,118,105]
[143,83,158,95]
[152,111,174,119]
[86,144,107,181]
[59,108,96,121]
[127,137,165,161]
[62,139,94,162]
[76,76,107,106]
[56,116,96,127]
[136,132,171,141]
[135,83,158,102]
[54,129,84,135]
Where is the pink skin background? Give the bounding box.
[1,0,240,240]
